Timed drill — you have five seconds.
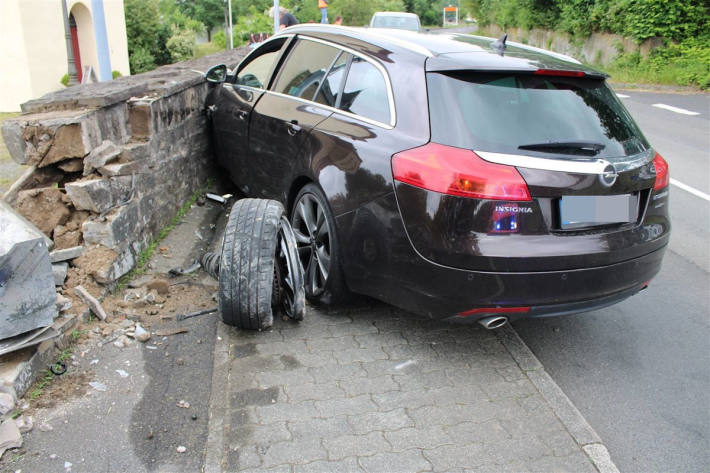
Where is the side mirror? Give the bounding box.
[206,64,228,84]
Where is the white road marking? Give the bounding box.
[652,103,700,116]
[670,178,710,201]
[616,93,630,98]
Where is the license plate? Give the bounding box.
[560,194,638,229]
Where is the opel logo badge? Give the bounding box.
[600,164,617,187]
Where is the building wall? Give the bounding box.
[0,0,130,112]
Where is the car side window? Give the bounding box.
[314,52,350,107]
[235,39,285,89]
[273,39,341,100]
[339,57,391,125]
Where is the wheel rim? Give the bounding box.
[292,194,331,297]
[275,216,305,320]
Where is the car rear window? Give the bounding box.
[426,72,649,159]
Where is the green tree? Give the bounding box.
[125,0,162,73]
[177,0,225,41]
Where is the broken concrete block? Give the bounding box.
[91,248,134,285]
[98,160,147,177]
[82,200,140,249]
[133,323,151,342]
[83,140,121,176]
[64,175,133,213]
[14,187,71,237]
[52,262,68,286]
[56,293,72,312]
[49,245,83,263]
[0,200,56,340]
[0,393,14,415]
[74,285,107,321]
[0,419,22,459]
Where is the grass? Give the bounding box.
[194,42,225,59]
[27,347,75,400]
[114,185,206,293]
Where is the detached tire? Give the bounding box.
[219,199,304,330]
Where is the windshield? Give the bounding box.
[427,72,649,159]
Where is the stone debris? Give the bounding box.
[176,400,190,409]
[56,293,72,312]
[15,187,70,237]
[0,419,23,460]
[52,262,68,286]
[49,453,57,459]
[145,279,170,295]
[74,285,107,321]
[176,446,186,453]
[133,324,151,343]
[119,319,135,329]
[88,381,107,392]
[112,335,132,349]
[0,393,15,415]
[115,370,129,378]
[49,246,83,263]
[64,461,72,470]
[14,415,33,434]
[82,140,121,176]
[38,422,54,432]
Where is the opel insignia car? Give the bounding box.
[205,25,670,328]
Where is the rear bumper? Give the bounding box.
[338,193,668,321]
[386,245,666,320]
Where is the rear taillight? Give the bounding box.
[392,143,531,201]
[652,152,669,190]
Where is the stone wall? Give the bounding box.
[477,25,664,66]
[1,48,249,300]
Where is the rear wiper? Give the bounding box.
[518,141,605,156]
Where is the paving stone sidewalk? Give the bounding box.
[205,303,608,473]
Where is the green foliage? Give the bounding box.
[233,5,273,45]
[603,36,710,89]
[167,27,196,62]
[112,70,122,79]
[125,0,167,73]
[176,0,225,41]
[60,73,69,87]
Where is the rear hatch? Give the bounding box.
[393,70,670,272]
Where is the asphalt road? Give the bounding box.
[513,91,710,473]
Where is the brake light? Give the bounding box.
[392,143,531,201]
[457,306,530,317]
[652,152,669,190]
[534,69,586,77]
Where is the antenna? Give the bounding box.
[491,34,507,55]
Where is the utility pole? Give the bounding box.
[273,0,279,34]
[61,0,79,85]
[228,0,233,50]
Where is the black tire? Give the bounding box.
[290,183,349,305]
[219,198,304,329]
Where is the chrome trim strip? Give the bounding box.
[476,150,653,174]
[295,35,397,127]
[264,90,394,130]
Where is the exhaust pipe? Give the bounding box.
[478,316,508,330]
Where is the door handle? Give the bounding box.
[287,120,301,136]
[236,110,248,121]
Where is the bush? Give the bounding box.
[60,73,69,87]
[166,28,196,62]
[194,42,224,58]
[129,46,156,74]
[112,70,122,79]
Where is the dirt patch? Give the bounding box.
[29,371,92,412]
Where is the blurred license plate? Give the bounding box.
[560,194,637,229]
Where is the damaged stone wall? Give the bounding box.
[1,48,249,308]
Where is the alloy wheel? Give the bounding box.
[292,194,331,296]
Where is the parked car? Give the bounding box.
[369,11,421,32]
[205,25,670,328]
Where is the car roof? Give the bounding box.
[278,25,606,77]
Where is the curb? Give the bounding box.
[496,324,620,473]
[204,321,230,473]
